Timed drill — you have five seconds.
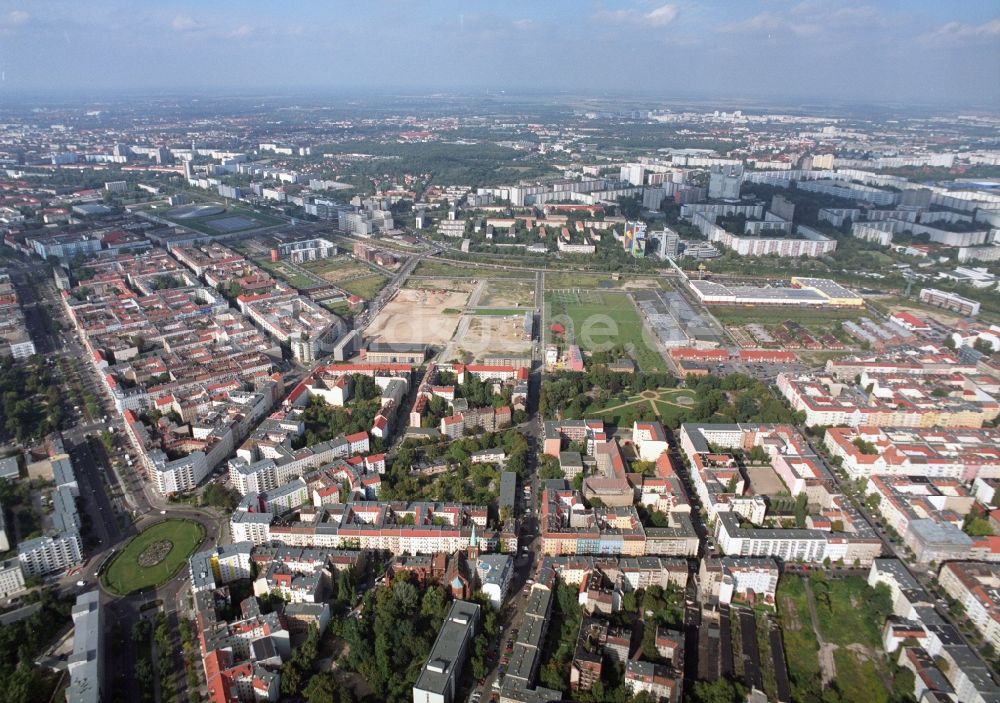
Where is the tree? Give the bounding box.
[973,337,995,355]
[962,514,995,538]
[693,677,746,703]
[303,672,355,703]
[794,493,809,528]
[202,483,239,511]
[537,455,564,480]
[851,437,877,454]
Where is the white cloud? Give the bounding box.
[720,3,894,37]
[719,12,783,34]
[645,4,680,27]
[595,3,680,29]
[6,9,29,25]
[229,24,253,38]
[171,15,199,31]
[920,19,1000,45]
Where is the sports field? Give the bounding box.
[102,519,205,596]
[546,290,665,372]
[162,205,283,235]
[710,306,862,327]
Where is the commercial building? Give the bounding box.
[688,277,861,307]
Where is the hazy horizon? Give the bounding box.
[0,1,998,109]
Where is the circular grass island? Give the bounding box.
[102,519,205,596]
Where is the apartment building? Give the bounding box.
[67,591,103,703]
[413,600,480,703]
[937,562,1000,654]
[824,426,1000,482]
[919,288,981,317]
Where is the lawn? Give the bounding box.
[338,274,389,300]
[546,290,665,372]
[102,519,205,596]
[586,388,694,427]
[776,576,823,701]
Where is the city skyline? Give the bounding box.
[0,0,998,106]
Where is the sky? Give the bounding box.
[0,0,998,107]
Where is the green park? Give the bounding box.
[102,519,206,596]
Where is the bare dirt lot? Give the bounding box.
[458,315,534,358]
[745,465,789,496]
[479,279,536,307]
[366,287,470,345]
[403,277,478,293]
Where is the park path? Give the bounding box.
[803,578,837,686]
[592,390,693,421]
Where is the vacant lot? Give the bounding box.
[777,575,823,701]
[404,277,478,293]
[544,271,671,290]
[413,260,529,279]
[257,259,320,289]
[460,315,533,357]
[103,519,205,596]
[811,576,884,648]
[745,466,789,496]
[480,279,536,307]
[778,574,898,703]
[301,257,372,282]
[833,649,890,703]
[367,286,470,346]
[339,274,389,300]
[546,290,665,372]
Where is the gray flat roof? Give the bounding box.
[414,599,479,696]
